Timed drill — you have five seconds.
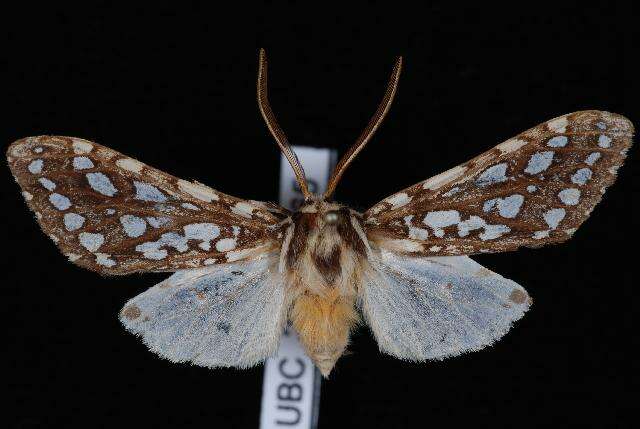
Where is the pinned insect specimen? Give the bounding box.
[7,50,633,376]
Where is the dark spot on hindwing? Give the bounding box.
[216,321,231,334]
[509,289,529,304]
[312,245,342,284]
[122,304,141,320]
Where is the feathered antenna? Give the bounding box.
[257,49,311,200]
[323,56,403,199]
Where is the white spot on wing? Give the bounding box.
[524,151,554,174]
[497,138,527,154]
[64,213,85,231]
[215,238,237,252]
[231,202,255,218]
[95,253,116,267]
[49,193,71,210]
[181,202,200,210]
[66,253,82,262]
[547,136,568,147]
[423,210,461,238]
[598,135,612,148]
[442,187,460,197]
[73,156,94,170]
[225,244,271,262]
[22,191,33,201]
[527,185,537,193]
[457,216,486,237]
[136,223,222,258]
[39,178,56,191]
[543,208,565,229]
[422,165,467,190]
[483,194,524,218]
[72,139,93,154]
[184,223,221,250]
[385,193,412,209]
[533,230,550,239]
[86,172,118,196]
[177,179,220,202]
[79,232,104,252]
[134,181,167,202]
[547,116,568,133]
[476,163,508,187]
[558,188,580,205]
[115,158,144,173]
[120,215,147,237]
[479,224,510,241]
[571,168,592,185]
[28,159,43,174]
[585,152,601,166]
[378,239,424,253]
[146,216,169,228]
[136,244,168,260]
[408,227,428,240]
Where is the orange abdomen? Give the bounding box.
[290,289,359,377]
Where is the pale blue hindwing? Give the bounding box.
[120,255,288,368]
[360,252,531,360]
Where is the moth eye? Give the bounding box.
[324,211,339,224]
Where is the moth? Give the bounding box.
[7,50,633,377]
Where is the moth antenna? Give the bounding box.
[323,56,403,199]
[257,48,312,200]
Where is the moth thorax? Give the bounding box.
[286,204,367,289]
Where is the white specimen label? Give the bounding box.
[261,145,333,429]
[278,146,337,211]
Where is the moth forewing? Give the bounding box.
[7,135,282,274]
[364,111,633,257]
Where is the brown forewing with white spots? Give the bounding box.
[365,111,633,256]
[7,136,286,274]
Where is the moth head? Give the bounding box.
[299,199,344,223]
[323,210,339,225]
[318,203,347,230]
[257,48,403,202]
[293,200,355,236]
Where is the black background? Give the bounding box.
[3,3,637,428]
